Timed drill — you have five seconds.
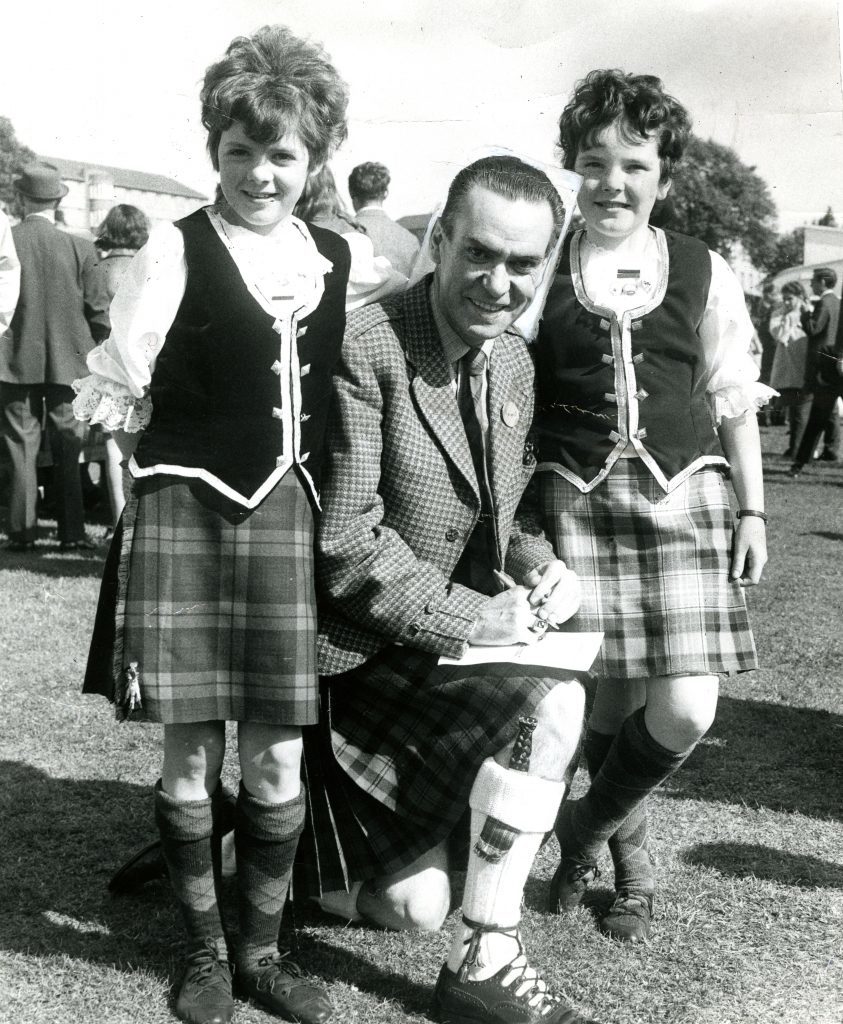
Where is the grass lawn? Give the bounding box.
[1,424,841,1024]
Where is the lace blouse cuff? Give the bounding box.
[708,381,778,424]
[72,374,152,432]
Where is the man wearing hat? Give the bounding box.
[0,163,110,551]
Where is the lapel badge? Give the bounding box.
[501,401,520,427]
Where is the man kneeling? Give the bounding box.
[304,156,589,1024]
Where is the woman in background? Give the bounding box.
[93,204,150,526]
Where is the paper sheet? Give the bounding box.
[439,632,603,672]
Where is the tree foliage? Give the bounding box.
[0,116,36,211]
[764,227,805,278]
[668,135,778,271]
[817,206,837,227]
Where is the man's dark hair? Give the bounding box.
[439,155,566,248]
[812,266,837,290]
[348,162,390,204]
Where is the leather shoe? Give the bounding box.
[60,537,97,551]
[108,840,168,894]
[548,858,600,914]
[432,957,589,1023]
[598,890,653,944]
[4,539,36,552]
[237,952,332,1023]
[175,941,234,1024]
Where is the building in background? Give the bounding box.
[772,225,843,296]
[37,156,208,232]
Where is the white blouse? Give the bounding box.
[576,227,776,425]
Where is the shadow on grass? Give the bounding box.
[681,841,843,889]
[809,530,843,541]
[0,759,179,978]
[297,933,434,1018]
[0,550,106,579]
[673,695,842,821]
[0,759,443,1018]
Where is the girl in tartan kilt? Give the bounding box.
[533,70,774,943]
[72,26,353,1024]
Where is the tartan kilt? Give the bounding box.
[83,471,318,725]
[537,460,758,679]
[296,646,578,896]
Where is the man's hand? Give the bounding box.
[468,587,543,646]
[729,518,767,586]
[522,560,582,625]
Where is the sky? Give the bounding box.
[1,0,840,231]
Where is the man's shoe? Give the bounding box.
[237,952,332,1023]
[548,858,600,914]
[819,449,839,462]
[108,840,168,894]
[4,540,36,552]
[788,463,804,478]
[175,941,234,1024]
[598,890,653,944]
[432,957,588,1023]
[60,537,97,551]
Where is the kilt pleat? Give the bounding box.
[297,648,577,895]
[84,472,319,725]
[538,461,758,679]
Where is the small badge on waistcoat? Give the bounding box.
[501,401,520,427]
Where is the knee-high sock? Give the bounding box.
[583,728,654,895]
[558,707,693,869]
[154,781,227,957]
[235,785,304,972]
[447,758,565,981]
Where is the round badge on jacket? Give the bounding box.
[501,401,520,427]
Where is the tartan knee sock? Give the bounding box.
[154,781,227,956]
[583,728,654,895]
[235,785,304,973]
[560,708,693,868]
[447,758,565,980]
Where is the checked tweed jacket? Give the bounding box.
[316,277,556,676]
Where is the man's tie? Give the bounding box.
[454,346,500,587]
[459,347,494,512]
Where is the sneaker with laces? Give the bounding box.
[548,859,600,914]
[598,890,653,944]
[237,951,333,1023]
[175,941,234,1024]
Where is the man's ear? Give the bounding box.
[657,178,672,201]
[430,218,444,266]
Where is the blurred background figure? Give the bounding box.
[294,166,406,309]
[347,161,421,277]
[769,281,810,458]
[754,282,781,425]
[93,204,150,527]
[0,164,110,552]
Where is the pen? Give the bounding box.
[493,569,561,632]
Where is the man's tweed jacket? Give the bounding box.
[316,277,556,676]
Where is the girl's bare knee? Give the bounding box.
[238,722,303,801]
[162,721,226,799]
